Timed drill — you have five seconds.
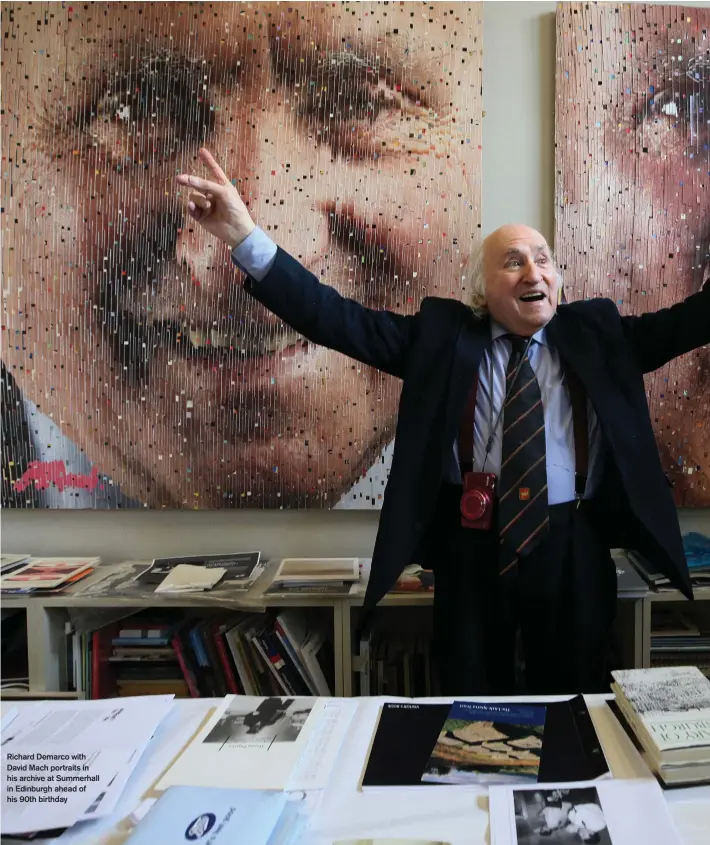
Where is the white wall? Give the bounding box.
[1,1,707,561]
[482,1,557,240]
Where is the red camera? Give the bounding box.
[460,471,497,530]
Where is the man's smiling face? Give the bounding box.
[482,225,559,337]
[2,2,481,507]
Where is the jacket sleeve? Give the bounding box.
[242,246,416,379]
[620,279,710,374]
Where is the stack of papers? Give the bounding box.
[136,552,265,593]
[156,695,357,793]
[1,696,175,836]
[155,564,227,593]
[266,558,361,595]
[1,557,99,594]
[0,554,31,576]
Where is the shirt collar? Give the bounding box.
[490,319,548,347]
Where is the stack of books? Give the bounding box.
[172,610,334,698]
[651,608,710,677]
[68,609,334,699]
[356,629,433,696]
[611,665,710,786]
[629,531,710,591]
[265,557,360,595]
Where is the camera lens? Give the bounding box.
[461,489,488,521]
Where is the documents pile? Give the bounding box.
[0,553,31,576]
[1,696,175,836]
[136,551,265,593]
[155,694,357,792]
[0,557,98,595]
[611,665,710,785]
[1,694,355,840]
[266,557,361,595]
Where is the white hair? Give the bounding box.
[466,239,488,317]
[464,238,563,317]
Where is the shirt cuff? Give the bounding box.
[230,227,278,281]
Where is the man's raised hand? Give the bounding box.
[175,148,255,249]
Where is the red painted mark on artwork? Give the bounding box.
[15,461,99,493]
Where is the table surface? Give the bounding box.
[2,695,709,845]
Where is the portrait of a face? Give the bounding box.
[1,2,482,509]
[556,3,709,506]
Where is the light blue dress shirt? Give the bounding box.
[462,324,602,504]
[232,228,603,505]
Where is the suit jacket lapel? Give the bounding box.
[546,309,602,406]
[443,314,492,450]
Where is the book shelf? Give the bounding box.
[0,589,344,698]
[1,581,677,700]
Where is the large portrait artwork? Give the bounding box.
[556,3,709,506]
[1,2,482,509]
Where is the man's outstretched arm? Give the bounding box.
[621,278,710,374]
[176,148,415,379]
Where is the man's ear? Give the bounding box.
[557,275,567,305]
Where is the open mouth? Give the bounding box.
[182,324,307,361]
[519,292,546,303]
[109,311,309,386]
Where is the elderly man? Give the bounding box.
[177,148,709,695]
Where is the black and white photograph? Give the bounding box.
[514,787,611,844]
[203,697,314,747]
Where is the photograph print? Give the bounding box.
[422,703,545,785]
[514,787,611,845]
[204,697,315,747]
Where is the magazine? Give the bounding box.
[421,701,546,785]
[136,552,261,587]
[0,557,98,590]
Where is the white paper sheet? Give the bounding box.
[1,696,175,835]
[155,564,226,593]
[156,696,330,792]
[285,699,358,792]
[54,700,210,845]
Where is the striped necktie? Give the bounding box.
[498,336,548,575]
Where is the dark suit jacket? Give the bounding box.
[245,248,710,607]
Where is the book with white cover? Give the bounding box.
[611,666,710,765]
[272,557,359,583]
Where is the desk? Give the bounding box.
[2,696,709,845]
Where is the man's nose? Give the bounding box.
[522,259,544,283]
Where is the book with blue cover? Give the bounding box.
[421,700,547,785]
[124,786,302,845]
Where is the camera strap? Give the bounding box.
[457,358,589,499]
